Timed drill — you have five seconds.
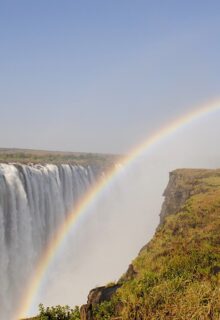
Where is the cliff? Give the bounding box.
[81,168,220,320]
[159,169,213,223]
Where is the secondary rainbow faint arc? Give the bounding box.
[17,98,220,319]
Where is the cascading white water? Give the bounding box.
[0,163,97,320]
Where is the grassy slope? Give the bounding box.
[93,169,220,319]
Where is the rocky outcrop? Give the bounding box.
[122,264,137,281]
[80,285,121,320]
[159,169,210,224]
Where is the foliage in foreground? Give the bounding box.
[36,304,80,320]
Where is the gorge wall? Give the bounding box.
[159,168,209,223]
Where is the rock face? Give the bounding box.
[159,169,210,223]
[122,264,137,281]
[80,285,121,320]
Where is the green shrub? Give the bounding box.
[38,304,80,320]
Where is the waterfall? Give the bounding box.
[0,163,97,320]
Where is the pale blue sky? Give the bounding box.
[1,0,220,153]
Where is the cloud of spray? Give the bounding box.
[28,111,220,316]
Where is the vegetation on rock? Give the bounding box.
[23,304,80,320]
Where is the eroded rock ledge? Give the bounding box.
[80,285,121,320]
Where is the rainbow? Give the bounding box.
[17,98,220,319]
